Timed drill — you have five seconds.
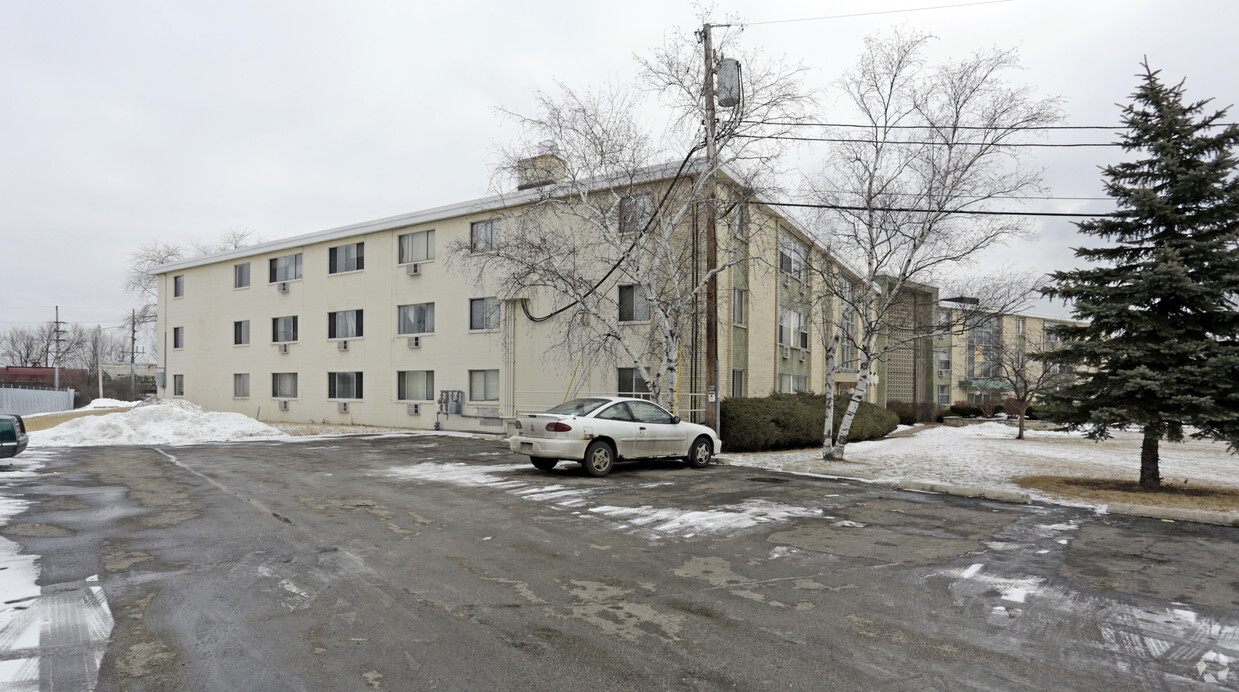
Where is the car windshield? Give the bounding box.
[544,398,611,416]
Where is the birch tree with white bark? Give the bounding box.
[458,25,813,409]
[810,30,1061,459]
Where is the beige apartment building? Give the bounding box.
[153,162,877,433]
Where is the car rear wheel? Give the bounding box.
[582,440,615,477]
[686,436,713,468]
[530,457,558,471]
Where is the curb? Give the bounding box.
[1103,502,1239,527]
[897,480,1032,505]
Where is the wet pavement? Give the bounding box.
[2,434,1237,690]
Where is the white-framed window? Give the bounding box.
[269,253,303,282]
[397,303,434,334]
[937,384,950,405]
[172,326,184,349]
[733,288,747,325]
[273,316,298,343]
[398,229,435,263]
[172,374,184,396]
[234,373,250,398]
[936,349,950,371]
[328,242,364,274]
[731,369,746,398]
[778,230,807,281]
[173,275,185,298]
[397,370,435,401]
[778,373,808,394]
[234,320,249,346]
[618,194,653,234]
[272,372,298,398]
[618,285,650,322]
[617,367,652,399]
[1017,317,1026,335]
[328,310,363,339]
[470,219,500,253]
[778,307,808,349]
[328,372,363,399]
[234,263,251,289]
[469,297,500,331]
[469,369,499,402]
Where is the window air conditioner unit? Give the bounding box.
[407,403,421,416]
[278,343,290,354]
[406,263,421,276]
[338,340,349,351]
[799,350,806,362]
[407,336,421,349]
[782,346,791,359]
[938,369,950,378]
[278,282,289,293]
[278,400,289,411]
[337,402,349,414]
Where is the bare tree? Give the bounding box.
[457,24,813,409]
[809,29,1061,459]
[125,229,261,319]
[1,326,50,367]
[986,334,1077,439]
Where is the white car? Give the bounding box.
[509,397,722,477]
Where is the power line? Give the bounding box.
[816,190,1112,202]
[742,120,1239,130]
[756,200,1117,218]
[739,0,1016,27]
[738,133,1121,147]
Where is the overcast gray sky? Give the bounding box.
[3,0,1236,333]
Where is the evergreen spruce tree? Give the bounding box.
[1041,61,1239,489]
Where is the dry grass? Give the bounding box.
[23,409,123,432]
[269,422,416,436]
[1017,475,1239,512]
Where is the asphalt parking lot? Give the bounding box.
[3,434,1238,690]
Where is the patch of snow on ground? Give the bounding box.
[30,399,287,447]
[723,422,1239,503]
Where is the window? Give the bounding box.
[234,373,250,398]
[469,369,499,401]
[778,307,808,348]
[617,368,651,399]
[328,372,363,399]
[273,316,299,343]
[469,297,500,331]
[399,229,435,263]
[618,285,650,322]
[172,374,184,396]
[470,219,500,253]
[328,310,364,339]
[173,275,185,298]
[172,327,184,349]
[778,230,807,280]
[234,321,250,346]
[397,303,435,334]
[397,370,435,400]
[937,384,950,405]
[328,242,364,274]
[936,349,950,371]
[627,400,673,424]
[733,288,747,325]
[618,194,653,234]
[778,373,808,394]
[272,372,298,398]
[1017,317,1026,335]
[269,253,303,283]
[234,263,250,289]
[731,369,746,398]
[967,316,1001,379]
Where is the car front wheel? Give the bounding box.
[686,436,713,468]
[582,440,615,477]
[530,457,558,471]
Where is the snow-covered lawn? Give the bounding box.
[722,422,1239,503]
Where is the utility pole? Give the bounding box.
[53,305,64,388]
[701,22,719,431]
[129,309,137,393]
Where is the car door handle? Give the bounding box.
[639,426,647,430]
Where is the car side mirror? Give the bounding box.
[671,415,681,424]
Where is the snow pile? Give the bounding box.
[30,399,287,447]
[80,398,140,411]
[724,422,1239,499]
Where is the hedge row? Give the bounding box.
[721,393,900,453]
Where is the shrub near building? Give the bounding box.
[722,393,899,453]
